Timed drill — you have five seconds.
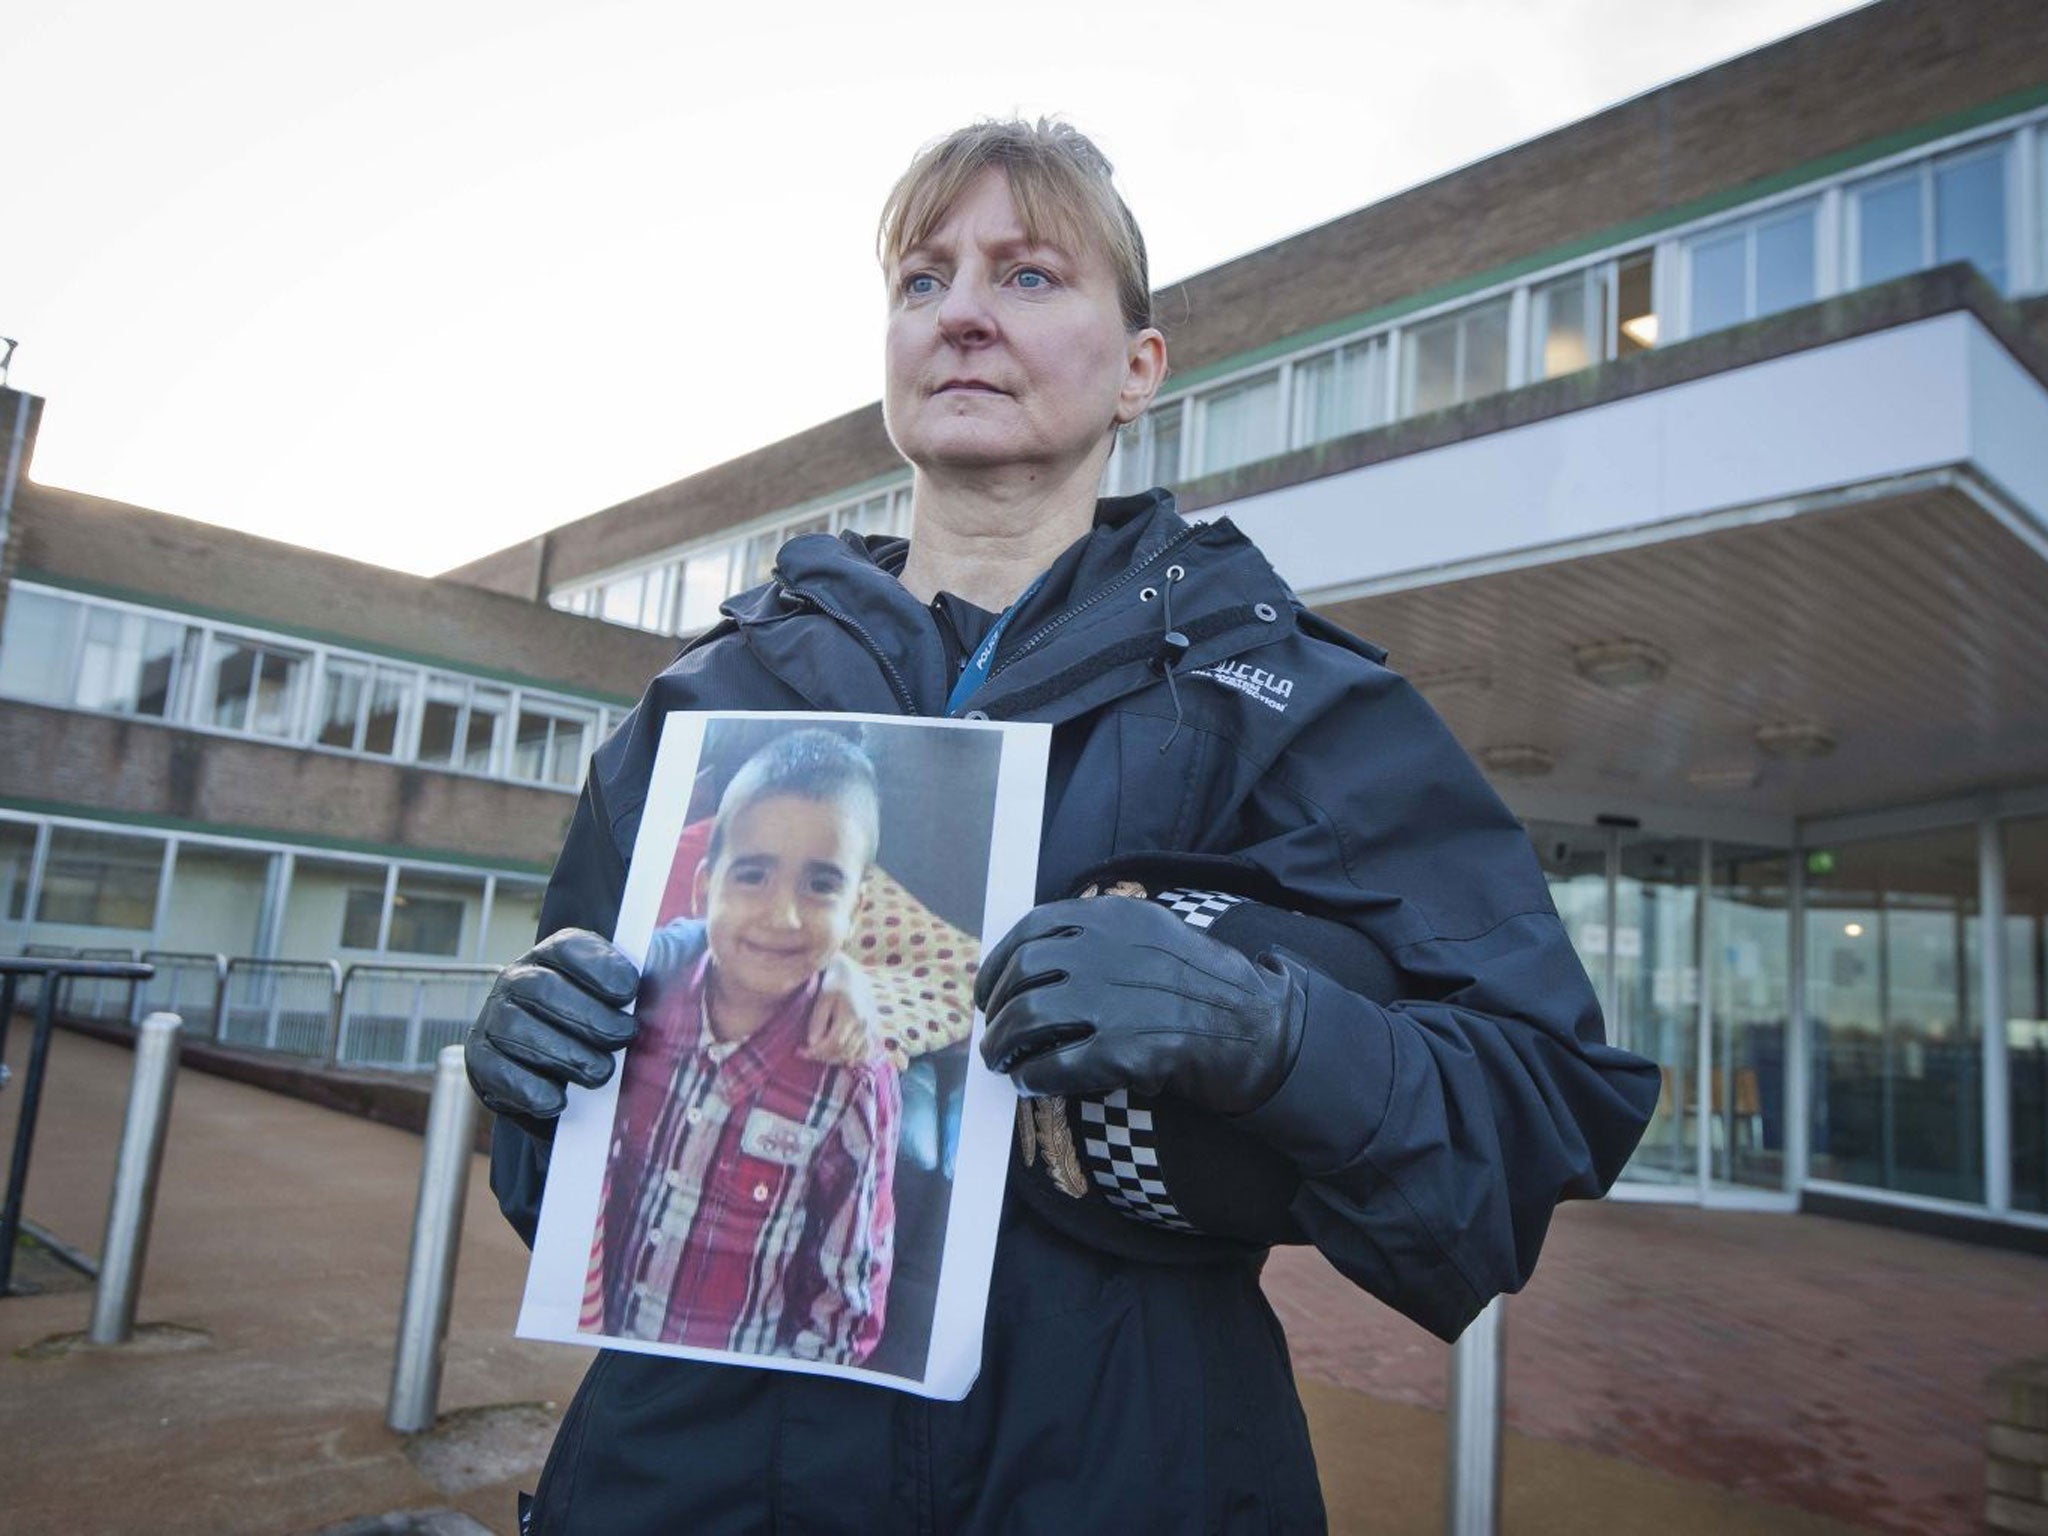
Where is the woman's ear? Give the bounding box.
[692,857,711,917]
[1113,327,1169,426]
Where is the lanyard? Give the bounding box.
[946,574,1047,715]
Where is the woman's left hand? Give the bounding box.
[802,952,882,1065]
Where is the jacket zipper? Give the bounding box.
[780,584,920,715]
[989,522,1206,682]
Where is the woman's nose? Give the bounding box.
[935,275,995,345]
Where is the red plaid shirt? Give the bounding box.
[589,930,898,1364]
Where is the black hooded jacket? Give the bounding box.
[495,490,1658,1534]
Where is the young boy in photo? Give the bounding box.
[585,729,900,1365]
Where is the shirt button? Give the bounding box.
[685,1107,703,1126]
[752,1182,770,1202]
[664,1170,684,1188]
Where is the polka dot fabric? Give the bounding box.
[851,867,979,1068]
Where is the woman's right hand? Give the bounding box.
[465,928,642,1137]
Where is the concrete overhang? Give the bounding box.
[1180,270,2048,826]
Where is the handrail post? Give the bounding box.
[325,960,344,1065]
[1446,1295,1505,1536]
[0,983,64,1296]
[387,1043,479,1432]
[209,955,228,1042]
[89,1013,182,1344]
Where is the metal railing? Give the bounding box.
[217,958,343,1059]
[336,964,500,1071]
[68,946,142,1024]
[133,952,230,1039]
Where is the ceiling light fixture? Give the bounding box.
[1572,638,1670,688]
[1479,744,1555,779]
[1620,314,1660,348]
[1754,720,1837,758]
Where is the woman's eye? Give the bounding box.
[1014,267,1052,290]
[904,273,940,298]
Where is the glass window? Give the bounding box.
[1291,337,1387,443]
[836,494,900,539]
[512,702,596,787]
[1194,369,1283,477]
[341,887,385,950]
[1935,146,2008,291]
[599,572,652,629]
[317,659,366,749]
[464,687,507,774]
[1400,296,1511,416]
[1709,846,1792,1192]
[417,676,466,766]
[1616,252,1656,354]
[0,820,35,927]
[209,637,305,738]
[1754,208,1817,318]
[74,608,193,718]
[2005,817,2048,1215]
[1148,403,1183,485]
[676,548,732,633]
[390,870,479,958]
[1689,228,1748,335]
[1531,272,1598,380]
[1805,829,1984,1205]
[482,876,548,965]
[361,665,410,756]
[157,843,270,954]
[35,827,163,930]
[1856,170,1923,287]
[0,588,84,706]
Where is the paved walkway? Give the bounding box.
[2,1027,2037,1535]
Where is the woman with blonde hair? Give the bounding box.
[469,117,1656,1532]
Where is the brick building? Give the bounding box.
[7,0,2048,1229]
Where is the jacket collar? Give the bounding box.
[723,489,1297,723]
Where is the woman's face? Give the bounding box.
[884,168,1163,481]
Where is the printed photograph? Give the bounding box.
[568,716,1005,1381]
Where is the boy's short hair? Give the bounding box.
[708,728,881,869]
[877,117,1154,334]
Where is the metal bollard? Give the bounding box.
[388,1043,480,1433]
[1445,1294,1505,1536]
[89,1013,183,1344]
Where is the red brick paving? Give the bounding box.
[1262,1199,2048,1535]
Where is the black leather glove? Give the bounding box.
[975,897,1306,1114]
[466,928,641,1136]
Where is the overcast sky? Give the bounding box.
[5,0,1865,576]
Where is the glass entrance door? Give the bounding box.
[1528,820,1792,1202]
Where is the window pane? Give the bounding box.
[1616,253,1656,353]
[676,548,732,633]
[1754,208,1817,318]
[1404,314,1460,415]
[465,688,507,774]
[1148,405,1182,484]
[158,843,270,954]
[2006,817,2048,1214]
[545,710,592,787]
[0,589,82,706]
[249,649,303,738]
[35,827,163,930]
[133,619,188,718]
[1460,299,1510,400]
[417,677,465,766]
[1292,339,1383,444]
[0,820,35,927]
[512,709,551,781]
[1805,827,1983,1204]
[1533,273,1594,379]
[341,887,385,950]
[208,639,259,731]
[1935,149,2007,291]
[1857,173,1923,286]
[360,666,409,756]
[1110,421,1145,494]
[599,573,647,628]
[391,871,479,958]
[482,877,547,965]
[1195,370,1282,476]
[317,659,365,749]
[1689,229,1747,335]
